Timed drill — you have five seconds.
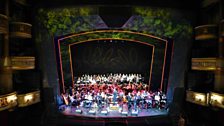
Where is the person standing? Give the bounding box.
[113,88,118,104]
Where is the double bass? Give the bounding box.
[62,93,69,105]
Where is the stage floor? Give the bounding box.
[60,105,168,118]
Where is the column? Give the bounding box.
[214,16,224,92]
[0,0,13,94]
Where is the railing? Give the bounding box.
[0,92,17,111]
[11,56,35,70]
[195,24,218,40]
[192,58,217,71]
[186,90,224,109]
[0,14,8,34]
[0,90,41,111]
[186,90,209,106]
[18,90,40,107]
[10,22,32,38]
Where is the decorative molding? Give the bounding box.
[18,90,40,107]
[191,58,224,71]
[0,92,17,111]
[0,14,8,34]
[186,90,209,106]
[10,22,32,38]
[11,56,35,70]
[192,58,217,71]
[195,25,218,40]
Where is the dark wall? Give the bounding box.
[71,40,152,83]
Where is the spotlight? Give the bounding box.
[110,40,112,42]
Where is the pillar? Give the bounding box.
[214,15,224,92]
[0,0,13,94]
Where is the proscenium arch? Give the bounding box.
[54,30,168,93]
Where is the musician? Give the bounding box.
[57,94,64,107]
[127,92,132,112]
[76,77,81,84]
[96,93,102,110]
[119,89,124,96]
[113,88,118,104]
[68,86,73,96]
[133,94,138,111]
[68,94,76,106]
[154,93,160,108]
[136,91,143,109]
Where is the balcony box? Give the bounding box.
[10,22,32,38]
[11,56,35,70]
[192,58,224,71]
[186,90,209,106]
[0,14,8,34]
[195,25,218,40]
[0,92,17,111]
[210,92,224,109]
[192,58,217,71]
[18,90,40,107]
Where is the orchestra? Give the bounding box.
[75,73,143,84]
[60,73,167,115]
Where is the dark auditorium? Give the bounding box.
[0,0,224,126]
